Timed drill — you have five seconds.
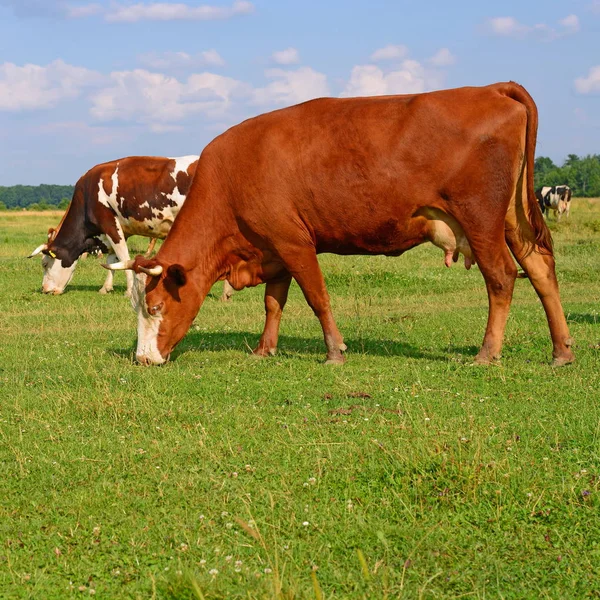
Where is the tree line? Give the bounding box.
[0,153,599,210]
[0,184,73,211]
[534,154,600,197]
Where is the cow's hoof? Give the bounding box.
[251,347,276,358]
[220,295,233,303]
[325,354,346,365]
[551,353,575,367]
[99,287,112,295]
[473,353,500,365]
[124,291,132,299]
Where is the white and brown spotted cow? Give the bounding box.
[28,155,234,300]
[535,185,572,220]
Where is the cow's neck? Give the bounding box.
[49,194,90,267]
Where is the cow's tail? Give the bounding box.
[501,82,553,256]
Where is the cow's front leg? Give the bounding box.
[106,225,133,297]
[253,275,292,357]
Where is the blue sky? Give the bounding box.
[0,0,598,184]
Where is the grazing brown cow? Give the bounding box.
[108,82,574,367]
[28,155,235,300]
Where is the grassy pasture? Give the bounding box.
[1,203,600,599]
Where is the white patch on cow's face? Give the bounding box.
[131,273,165,365]
[41,254,78,294]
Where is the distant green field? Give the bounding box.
[1,203,599,599]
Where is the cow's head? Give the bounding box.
[28,242,78,294]
[28,235,104,294]
[105,256,201,365]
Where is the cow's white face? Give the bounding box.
[131,273,166,365]
[41,254,77,294]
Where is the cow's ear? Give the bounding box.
[167,264,187,287]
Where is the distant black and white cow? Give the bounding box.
[28,155,234,300]
[536,185,572,220]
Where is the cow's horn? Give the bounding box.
[102,259,136,271]
[139,265,163,277]
[27,244,48,258]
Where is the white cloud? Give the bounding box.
[90,69,248,123]
[486,16,529,37]
[370,44,408,62]
[139,50,225,70]
[341,59,443,97]
[485,14,580,39]
[252,67,329,106]
[104,0,254,23]
[271,48,300,65]
[0,59,103,111]
[428,48,456,67]
[574,65,600,94]
[65,3,102,17]
[1,0,255,21]
[559,14,580,33]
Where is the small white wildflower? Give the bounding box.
[235,560,243,567]
[231,472,238,478]
[209,569,218,576]
[225,555,233,562]
[199,514,205,521]
[303,482,309,487]
[527,492,533,497]
[199,559,207,565]
[264,568,272,574]
[425,417,430,422]
[225,522,233,529]
[308,477,316,485]
[221,511,229,517]
[302,521,309,527]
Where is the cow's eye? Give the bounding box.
[148,302,164,315]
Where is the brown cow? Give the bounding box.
[108,82,574,367]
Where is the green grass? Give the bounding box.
[1,202,600,599]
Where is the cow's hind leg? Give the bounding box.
[279,248,346,364]
[505,231,574,366]
[99,252,117,294]
[469,238,518,364]
[253,274,292,357]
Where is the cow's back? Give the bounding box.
[199,84,529,253]
[86,155,198,238]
